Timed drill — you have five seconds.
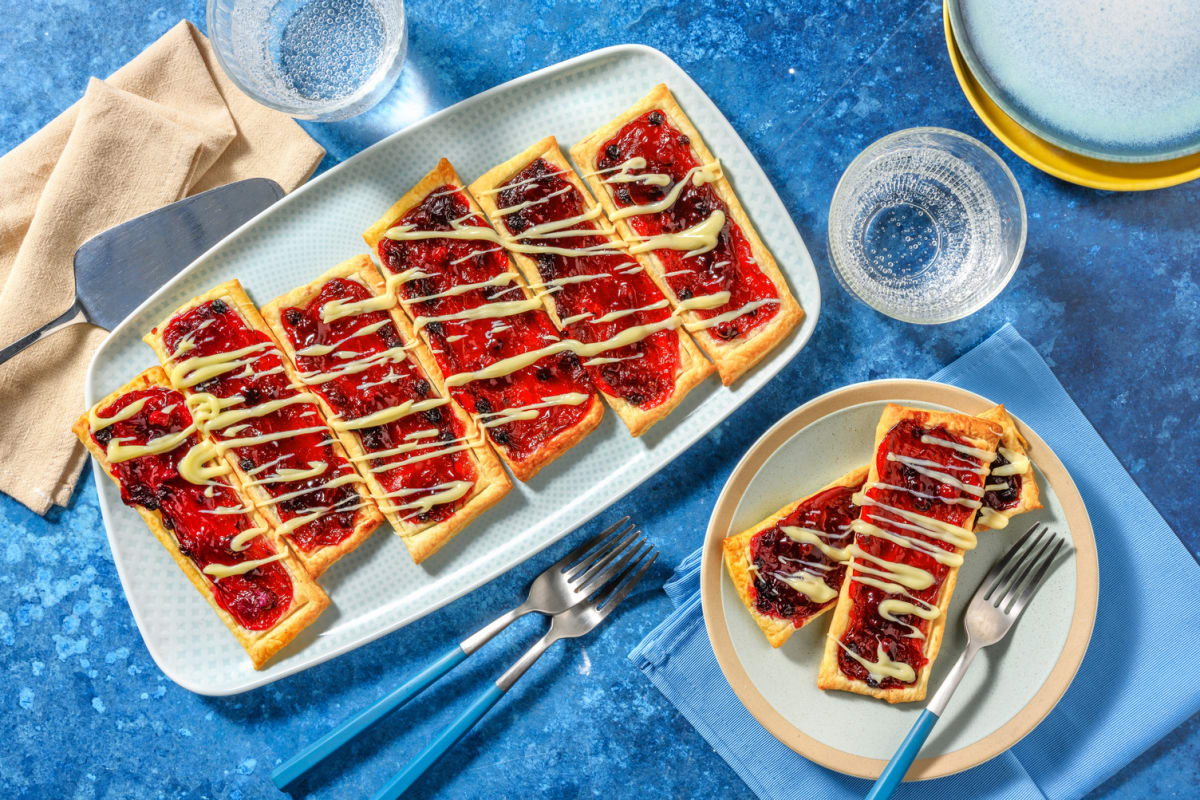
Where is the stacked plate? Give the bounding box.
[945,0,1200,190]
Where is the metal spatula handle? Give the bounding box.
[0,300,87,365]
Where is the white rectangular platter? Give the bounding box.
[85,44,821,695]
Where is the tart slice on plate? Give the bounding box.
[571,84,803,385]
[976,404,1042,531]
[818,404,1001,703]
[145,280,383,577]
[363,159,604,482]
[73,367,328,669]
[723,466,867,647]
[261,255,512,563]
[470,136,714,437]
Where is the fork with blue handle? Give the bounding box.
[272,517,656,796]
[866,523,1067,800]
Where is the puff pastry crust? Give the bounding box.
[144,279,383,577]
[468,136,714,437]
[818,405,1001,703]
[363,158,604,482]
[723,466,868,647]
[975,405,1042,531]
[260,255,511,563]
[570,84,803,385]
[73,367,328,669]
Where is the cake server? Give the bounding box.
[0,177,283,365]
[866,523,1067,799]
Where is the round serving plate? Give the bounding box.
[700,379,1098,780]
[948,0,1200,164]
[942,1,1200,191]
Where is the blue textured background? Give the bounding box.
[2,1,1197,798]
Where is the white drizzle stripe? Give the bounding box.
[683,299,780,331]
[886,453,985,497]
[606,161,721,220]
[202,553,286,579]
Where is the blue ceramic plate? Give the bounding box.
[949,0,1200,163]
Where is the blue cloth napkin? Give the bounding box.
[630,324,1200,800]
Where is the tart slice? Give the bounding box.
[570,84,803,385]
[723,466,868,647]
[975,405,1042,531]
[469,137,714,436]
[363,159,604,482]
[145,280,383,578]
[818,405,1001,703]
[261,256,512,563]
[73,367,328,669]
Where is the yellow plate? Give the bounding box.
[943,1,1200,191]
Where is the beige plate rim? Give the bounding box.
[699,378,1099,781]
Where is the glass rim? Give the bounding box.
[205,0,407,121]
[827,126,1028,325]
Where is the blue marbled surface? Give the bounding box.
[2,1,1197,798]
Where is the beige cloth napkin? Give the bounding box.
[0,20,325,514]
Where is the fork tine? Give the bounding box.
[1009,537,1065,617]
[979,523,1040,600]
[569,529,641,586]
[560,520,635,578]
[1000,530,1058,612]
[594,549,658,618]
[986,524,1046,603]
[577,538,647,597]
[554,516,630,569]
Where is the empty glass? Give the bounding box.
[828,128,1026,324]
[207,0,408,121]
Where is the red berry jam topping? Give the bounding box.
[983,450,1022,511]
[594,109,780,342]
[91,386,292,630]
[750,479,864,628]
[493,158,680,410]
[159,299,362,553]
[278,277,478,526]
[376,185,598,465]
[837,418,986,689]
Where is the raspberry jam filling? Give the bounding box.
[278,277,477,526]
[983,450,1022,511]
[158,300,361,552]
[750,480,864,628]
[493,158,680,410]
[837,418,984,689]
[594,109,780,341]
[377,186,597,464]
[91,387,292,630]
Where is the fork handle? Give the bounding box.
[271,644,468,789]
[372,632,556,800]
[866,642,980,800]
[271,605,529,790]
[865,710,939,800]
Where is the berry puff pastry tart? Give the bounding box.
[362,159,605,482]
[818,405,1002,703]
[261,255,511,563]
[73,367,328,669]
[975,405,1042,531]
[470,136,714,437]
[723,466,868,647]
[571,84,803,385]
[144,280,383,578]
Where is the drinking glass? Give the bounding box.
[207,0,408,121]
[828,128,1026,324]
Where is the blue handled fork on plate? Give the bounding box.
[272,517,656,797]
[865,523,1067,800]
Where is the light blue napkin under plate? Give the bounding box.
[629,324,1200,800]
